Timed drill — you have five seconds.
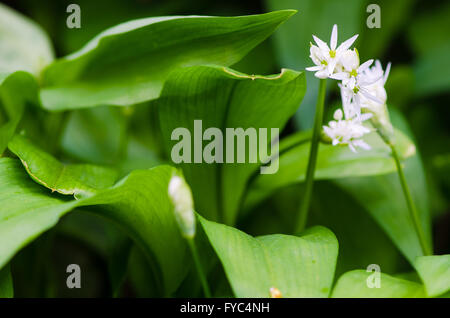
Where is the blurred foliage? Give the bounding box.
[0,0,448,297]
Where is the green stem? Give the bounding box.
[390,144,432,256]
[187,238,211,297]
[295,79,327,235]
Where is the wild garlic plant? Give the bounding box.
[298,25,431,256]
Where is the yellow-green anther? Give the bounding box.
[168,174,196,239]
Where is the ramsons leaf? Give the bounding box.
[0,3,54,75]
[0,152,188,295]
[158,65,306,224]
[415,255,450,297]
[0,264,13,298]
[335,109,432,265]
[200,216,338,298]
[40,11,296,110]
[0,71,39,155]
[8,134,118,196]
[331,270,426,298]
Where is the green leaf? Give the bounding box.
[40,11,296,110]
[0,71,39,155]
[0,3,54,75]
[244,127,416,210]
[158,65,306,224]
[0,153,188,295]
[0,264,13,298]
[332,270,426,298]
[200,216,338,297]
[8,134,119,196]
[415,255,450,297]
[335,109,432,265]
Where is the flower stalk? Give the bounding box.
[187,238,211,297]
[295,78,327,234]
[389,143,432,256]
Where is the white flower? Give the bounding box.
[323,108,373,153]
[168,174,196,239]
[358,60,391,113]
[333,56,384,109]
[306,24,358,78]
[358,60,394,140]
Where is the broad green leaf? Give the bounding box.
[40,10,296,110]
[0,156,189,295]
[415,255,450,297]
[0,71,39,154]
[332,270,426,298]
[265,0,365,129]
[200,216,338,297]
[158,65,306,224]
[242,181,407,278]
[244,127,416,209]
[0,3,54,75]
[8,135,119,196]
[335,109,431,265]
[0,264,13,298]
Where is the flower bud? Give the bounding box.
[168,174,196,239]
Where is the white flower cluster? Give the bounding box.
[306,25,392,152]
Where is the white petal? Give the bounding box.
[348,143,357,153]
[327,59,338,75]
[359,113,373,121]
[354,139,371,150]
[358,59,374,72]
[358,74,382,86]
[360,87,383,104]
[336,34,358,53]
[333,108,343,120]
[313,35,330,52]
[330,24,338,50]
[383,62,392,84]
[330,72,349,80]
[315,70,329,79]
[306,65,323,71]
